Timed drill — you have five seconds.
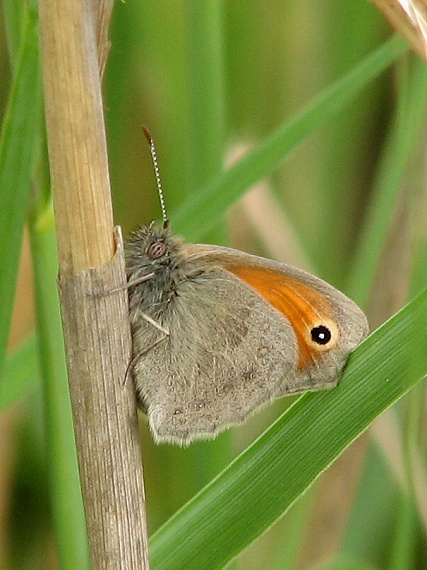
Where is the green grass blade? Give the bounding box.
[315,555,378,570]
[150,288,427,569]
[0,335,39,410]
[172,35,408,240]
[388,230,427,570]
[2,0,26,63]
[29,207,90,569]
[347,55,427,307]
[388,467,418,570]
[185,0,224,193]
[340,443,399,564]
[0,6,42,383]
[338,56,427,568]
[270,488,316,570]
[185,0,226,249]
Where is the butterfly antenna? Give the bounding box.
[142,126,169,228]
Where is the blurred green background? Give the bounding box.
[1,0,427,569]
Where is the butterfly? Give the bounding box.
[125,129,369,445]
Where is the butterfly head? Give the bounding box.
[126,222,184,271]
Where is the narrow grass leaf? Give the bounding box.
[172,35,408,240]
[185,0,224,193]
[0,335,39,411]
[150,288,427,570]
[340,443,399,564]
[315,555,378,570]
[2,0,26,63]
[185,0,226,248]
[348,55,427,307]
[30,208,90,569]
[0,8,42,383]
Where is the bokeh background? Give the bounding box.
[1,1,427,568]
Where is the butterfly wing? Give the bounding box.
[184,243,369,364]
[133,266,294,444]
[133,244,368,445]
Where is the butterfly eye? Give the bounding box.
[311,325,332,345]
[147,241,167,260]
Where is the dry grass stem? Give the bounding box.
[39,0,150,566]
[371,0,427,61]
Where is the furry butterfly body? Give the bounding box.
[126,224,369,446]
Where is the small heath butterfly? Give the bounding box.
[126,128,369,446]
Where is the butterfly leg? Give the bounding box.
[125,311,170,386]
[91,272,156,297]
[138,311,170,336]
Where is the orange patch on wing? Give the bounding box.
[228,265,335,369]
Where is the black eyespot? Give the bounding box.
[311,325,332,345]
[147,240,167,259]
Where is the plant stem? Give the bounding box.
[38,0,150,566]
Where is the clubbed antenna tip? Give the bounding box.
[141,125,153,146]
